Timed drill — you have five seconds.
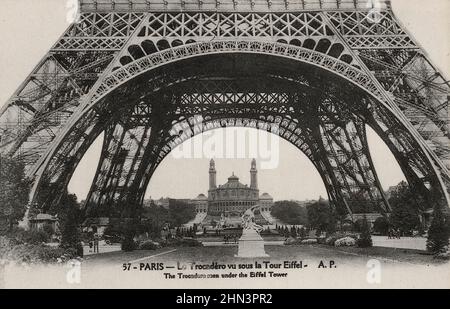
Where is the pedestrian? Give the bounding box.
[89,240,93,253]
[94,234,100,253]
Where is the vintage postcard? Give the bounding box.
[0,0,449,290]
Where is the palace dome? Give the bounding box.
[195,193,208,200]
[260,193,273,200]
[219,173,248,189]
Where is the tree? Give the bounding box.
[306,198,337,235]
[357,215,373,248]
[290,226,297,238]
[121,219,137,252]
[299,227,307,238]
[59,193,83,256]
[373,216,390,235]
[426,204,450,255]
[43,223,55,237]
[141,203,170,238]
[0,156,30,233]
[389,181,421,235]
[284,226,290,237]
[271,201,308,225]
[168,199,196,227]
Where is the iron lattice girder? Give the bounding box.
[318,119,389,213]
[0,11,146,169]
[79,74,392,214]
[358,49,450,170]
[366,102,437,186]
[29,49,447,212]
[79,0,392,12]
[85,122,155,215]
[1,5,440,170]
[92,40,379,103]
[325,10,415,49]
[0,50,116,171]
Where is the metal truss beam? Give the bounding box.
[74,77,392,217]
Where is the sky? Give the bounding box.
[0,0,448,201]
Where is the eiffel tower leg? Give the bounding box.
[366,102,447,207]
[84,92,180,218]
[32,109,105,212]
[315,117,390,216]
[306,136,353,217]
[84,120,153,216]
[30,81,152,211]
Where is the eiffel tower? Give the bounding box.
[0,0,448,219]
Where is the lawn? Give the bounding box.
[83,243,446,267]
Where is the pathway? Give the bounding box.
[372,236,426,251]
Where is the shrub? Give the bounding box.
[177,238,203,247]
[301,239,318,245]
[356,216,373,248]
[0,240,81,264]
[284,237,302,246]
[335,237,356,247]
[12,229,50,245]
[138,240,161,250]
[42,224,55,237]
[36,246,67,262]
[325,232,358,246]
[120,219,138,252]
[121,237,137,252]
[325,235,339,246]
[162,237,203,247]
[353,219,365,233]
[427,204,450,255]
[271,201,308,225]
[1,244,40,263]
[60,246,82,260]
[434,246,449,260]
[260,228,278,236]
[373,217,390,235]
[355,237,370,248]
[340,222,354,232]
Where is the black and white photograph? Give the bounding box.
[0,0,449,290]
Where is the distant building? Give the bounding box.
[291,199,317,207]
[29,214,58,233]
[198,159,274,216]
[347,213,383,225]
[154,197,170,209]
[192,194,208,213]
[259,193,274,212]
[82,217,110,235]
[148,160,274,216]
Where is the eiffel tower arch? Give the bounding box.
[0,0,448,219]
